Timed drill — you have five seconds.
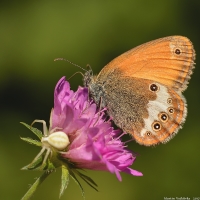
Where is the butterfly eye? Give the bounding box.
[167,107,174,114]
[152,121,162,131]
[149,83,159,92]
[159,112,169,123]
[174,48,181,55]
[167,98,173,104]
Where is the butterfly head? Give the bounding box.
[83,68,93,87]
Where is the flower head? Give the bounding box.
[21,77,142,199]
[51,77,142,180]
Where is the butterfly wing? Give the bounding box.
[94,36,195,145]
[98,36,195,92]
[102,77,187,146]
[129,82,187,146]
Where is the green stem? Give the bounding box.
[21,171,52,200]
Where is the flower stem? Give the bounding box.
[21,171,52,200]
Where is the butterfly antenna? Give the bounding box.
[67,71,84,80]
[54,58,87,72]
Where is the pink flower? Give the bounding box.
[51,77,142,180]
[21,76,143,199]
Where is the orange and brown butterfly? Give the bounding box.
[84,36,195,146]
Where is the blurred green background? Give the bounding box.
[0,1,200,200]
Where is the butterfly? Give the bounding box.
[84,36,195,146]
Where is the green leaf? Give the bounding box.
[69,169,85,199]
[20,137,41,147]
[59,164,70,198]
[20,122,43,140]
[75,170,98,192]
[21,171,53,200]
[21,154,43,170]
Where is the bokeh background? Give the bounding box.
[1,1,200,200]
